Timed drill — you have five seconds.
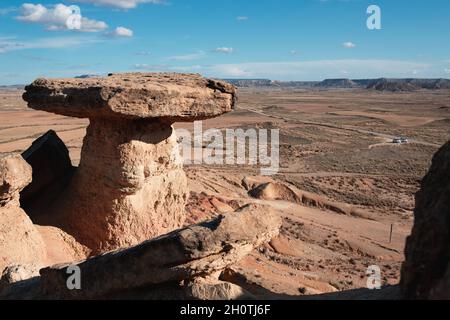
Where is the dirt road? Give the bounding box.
[245,107,441,148]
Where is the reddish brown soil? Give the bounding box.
[2,87,449,298]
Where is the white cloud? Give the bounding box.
[166,60,432,80]
[342,42,356,48]
[236,16,248,21]
[107,26,134,37]
[166,51,206,61]
[135,51,151,56]
[0,36,100,53]
[207,65,250,77]
[71,0,163,9]
[17,3,108,32]
[134,63,169,70]
[445,68,450,74]
[125,59,450,79]
[214,47,234,54]
[134,63,149,69]
[0,7,17,15]
[290,50,300,55]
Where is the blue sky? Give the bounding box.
[0,0,449,84]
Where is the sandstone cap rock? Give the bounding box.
[23,73,236,122]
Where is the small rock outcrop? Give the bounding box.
[0,264,41,286]
[0,155,47,273]
[186,277,254,300]
[20,130,75,217]
[0,204,281,300]
[401,141,450,299]
[248,181,353,216]
[249,181,302,203]
[23,73,236,254]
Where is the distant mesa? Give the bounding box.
[364,78,450,92]
[0,85,24,90]
[366,78,418,92]
[224,78,450,91]
[223,79,275,87]
[74,74,101,79]
[315,78,360,89]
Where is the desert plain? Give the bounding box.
[1,85,449,298]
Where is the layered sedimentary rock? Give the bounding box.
[23,73,236,254]
[0,155,47,272]
[401,141,450,299]
[0,204,281,300]
[248,180,357,216]
[22,73,236,122]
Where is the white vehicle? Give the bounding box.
[393,138,402,144]
[400,137,409,143]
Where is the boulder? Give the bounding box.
[0,204,281,299]
[241,176,273,191]
[249,182,301,203]
[0,155,47,273]
[186,277,254,300]
[23,73,237,254]
[401,141,450,299]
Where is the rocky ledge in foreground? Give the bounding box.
[0,204,281,300]
[401,140,450,299]
[22,73,237,255]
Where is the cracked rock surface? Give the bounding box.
[0,204,281,300]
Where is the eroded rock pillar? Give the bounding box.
[23,73,236,254]
[51,118,188,253]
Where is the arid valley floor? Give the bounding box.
[1,87,449,299]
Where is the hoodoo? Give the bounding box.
[23,73,236,254]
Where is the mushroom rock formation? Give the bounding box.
[401,141,450,299]
[0,155,47,272]
[23,73,236,255]
[0,204,281,300]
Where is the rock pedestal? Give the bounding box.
[23,73,236,254]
